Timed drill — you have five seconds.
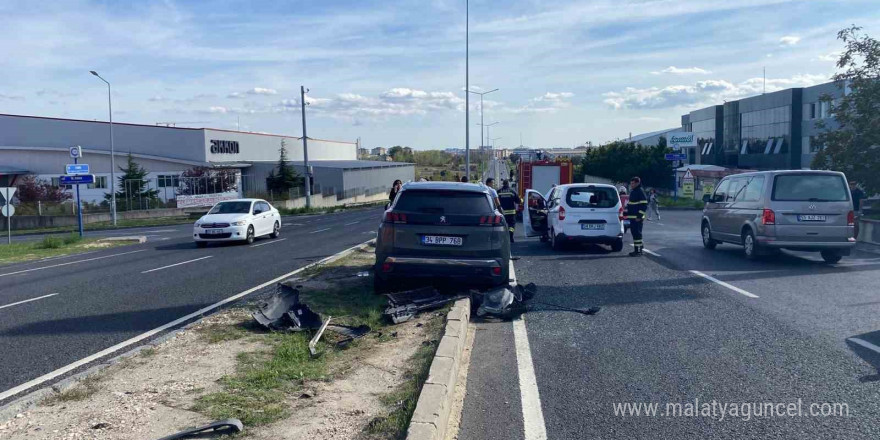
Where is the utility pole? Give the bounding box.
[467,88,499,149]
[465,0,470,181]
[89,71,117,226]
[301,86,312,208]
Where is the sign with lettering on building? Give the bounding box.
[668,132,697,150]
[210,140,240,154]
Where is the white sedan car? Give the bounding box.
[193,199,281,247]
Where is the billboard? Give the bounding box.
[176,191,239,208]
[668,132,697,149]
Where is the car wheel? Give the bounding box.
[702,223,717,250]
[196,241,207,248]
[270,221,280,238]
[821,251,843,264]
[611,239,624,252]
[245,225,255,244]
[551,229,563,251]
[742,229,759,260]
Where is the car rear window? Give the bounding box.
[772,174,849,202]
[394,190,493,214]
[565,186,619,208]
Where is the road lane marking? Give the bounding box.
[250,238,287,248]
[689,270,760,298]
[509,260,549,440]
[0,250,148,278]
[0,238,375,403]
[629,244,661,257]
[0,293,59,311]
[309,228,331,234]
[344,221,360,226]
[142,229,177,233]
[141,256,213,274]
[847,337,880,356]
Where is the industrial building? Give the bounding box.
[0,113,413,205]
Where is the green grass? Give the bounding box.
[11,216,193,236]
[657,196,705,209]
[43,374,104,405]
[0,234,128,264]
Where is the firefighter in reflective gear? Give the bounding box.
[626,176,648,256]
[497,179,521,243]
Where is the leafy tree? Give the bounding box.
[266,139,304,197]
[388,145,415,163]
[583,138,673,188]
[177,167,238,195]
[16,175,71,203]
[812,26,880,194]
[106,153,159,209]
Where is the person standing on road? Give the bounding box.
[485,178,500,207]
[850,180,865,239]
[647,188,661,221]
[497,179,522,243]
[387,180,402,209]
[625,177,648,257]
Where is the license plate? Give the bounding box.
[581,223,605,230]
[422,235,463,246]
[797,215,826,222]
[205,229,224,235]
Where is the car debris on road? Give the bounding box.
[156,418,243,440]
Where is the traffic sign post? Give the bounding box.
[1,187,16,244]
[66,164,90,175]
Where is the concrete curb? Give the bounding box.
[98,236,147,243]
[407,297,471,440]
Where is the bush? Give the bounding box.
[38,236,65,249]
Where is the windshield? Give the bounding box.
[772,174,849,202]
[394,190,493,214]
[566,187,619,208]
[208,201,252,214]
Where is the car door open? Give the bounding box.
[524,189,548,237]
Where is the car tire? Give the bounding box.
[196,241,207,248]
[539,235,549,243]
[551,229,563,251]
[821,251,843,264]
[742,229,759,260]
[270,221,280,238]
[702,222,718,250]
[245,225,255,244]
[611,239,624,252]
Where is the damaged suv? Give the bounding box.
[374,182,511,291]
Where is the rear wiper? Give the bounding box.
[807,198,832,202]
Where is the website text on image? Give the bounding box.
[176,192,240,208]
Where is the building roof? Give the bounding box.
[629,127,680,143]
[289,160,413,169]
[675,164,726,172]
[0,166,30,175]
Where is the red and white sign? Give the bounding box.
[176,191,239,208]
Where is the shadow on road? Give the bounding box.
[846,330,880,383]
[0,304,213,337]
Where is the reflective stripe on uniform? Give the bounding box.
[503,210,517,215]
[508,226,515,232]
[629,200,648,204]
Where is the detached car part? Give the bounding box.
[156,418,243,440]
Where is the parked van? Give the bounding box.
[701,170,855,263]
[524,183,625,251]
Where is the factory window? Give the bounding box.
[158,175,180,188]
[809,103,816,120]
[88,176,108,189]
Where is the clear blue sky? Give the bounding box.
[1,0,877,149]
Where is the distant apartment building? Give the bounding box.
[544,147,589,159]
[371,147,387,156]
[357,148,369,158]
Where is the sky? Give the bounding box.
[1,0,878,150]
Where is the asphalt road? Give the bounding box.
[460,210,880,439]
[0,207,384,402]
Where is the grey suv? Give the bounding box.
[701,170,856,263]
[374,182,511,290]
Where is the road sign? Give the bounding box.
[682,180,695,198]
[66,163,90,175]
[665,153,687,160]
[683,169,694,180]
[668,132,697,149]
[69,146,83,159]
[59,174,95,185]
[0,205,13,217]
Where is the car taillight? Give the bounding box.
[847,210,854,226]
[382,262,393,272]
[480,215,503,225]
[384,212,407,223]
[491,266,502,276]
[762,209,776,225]
[558,206,566,221]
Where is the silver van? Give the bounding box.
[701,170,856,263]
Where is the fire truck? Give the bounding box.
[515,156,574,216]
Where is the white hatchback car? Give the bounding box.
[193,199,281,247]
[523,183,625,251]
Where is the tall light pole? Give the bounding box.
[467,88,498,148]
[90,71,117,226]
[465,0,470,181]
[301,86,312,209]
[490,136,503,148]
[478,121,499,148]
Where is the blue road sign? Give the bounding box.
[665,153,687,161]
[66,164,90,175]
[59,174,95,185]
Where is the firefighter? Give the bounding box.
[626,176,648,256]
[497,179,521,243]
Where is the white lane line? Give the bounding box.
[689,270,760,298]
[629,243,661,257]
[344,221,360,226]
[509,260,549,440]
[0,293,59,311]
[250,238,287,248]
[847,337,880,356]
[309,228,331,234]
[141,256,213,274]
[0,250,148,278]
[0,238,375,402]
[142,229,177,233]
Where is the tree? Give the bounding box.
[582,138,673,188]
[106,153,159,209]
[812,26,880,194]
[266,139,304,197]
[388,145,415,163]
[15,175,71,203]
[177,167,238,195]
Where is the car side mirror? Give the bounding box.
[702,194,711,203]
[253,209,262,215]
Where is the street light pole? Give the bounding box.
[90,71,117,226]
[465,0,470,181]
[467,88,499,149]
[301,86,312,209]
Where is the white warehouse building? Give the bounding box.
[0,113,412,205]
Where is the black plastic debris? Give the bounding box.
[156,418,243,440]
[326,324,371,339]
[285,303,323,331]
[475,286,527,319]
[253,283,323,331]
[383,287,465,324]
